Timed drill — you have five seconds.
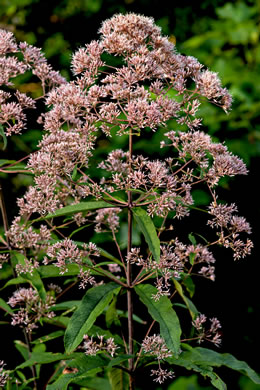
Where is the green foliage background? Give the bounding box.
[0,0,259,388]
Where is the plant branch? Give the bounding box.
[111,228,127,277]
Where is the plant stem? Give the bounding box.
[127,130,135,390]
[23,330,38,390]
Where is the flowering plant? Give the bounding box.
[0,13,259,389]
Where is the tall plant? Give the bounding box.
[0,13,258,389]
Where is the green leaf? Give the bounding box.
[15,352,77,369]
[106,295,118,328]
[43,315,70,328]
[0,124,7,150]
[167,375,208,390]
[38,264,80,278]
[31,330,64,344]
[46,354,108,390]
[182,347,260,384]
[116,309,146,324]
[189,252,196,265]
[188,233,197,245]
[132,207,160,262]
[0,297,13,314]
[25,270,46,301]
[1,276,28,290]
[173,279,198,319]
[52,301,81,312]
[73,377,111,390]
[182,274,195,298]
[107,354,134,369]
[18,377,38,390]
[166,351,226,389]
[135,284,181,355]
[64,283,120,353]
[14,340,30,361]
[108,367,129,390]
[99,248,122,265]
[45,201,116,219]
[0,159,16,167]
[208,372,227,390]
[167,346,260,386]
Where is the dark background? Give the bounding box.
[0,0,259,389]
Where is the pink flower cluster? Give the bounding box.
[0,29,65,136]
[0,360,9,387]
[142,334,174,384]
[8,287,57,333]
[83,334,118,357]
[192,314,222,347]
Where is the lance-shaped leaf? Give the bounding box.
[167,346,260,385]
[0,298,13,314]
[45,201,116,219]
[64,283,120,353]
[132,207,160,262]
[46,354,108,390]
[135,284,181,355]
[31,330,64,344]
[16,352,78,369]
[173,279,198,319]
[108,367,129,390]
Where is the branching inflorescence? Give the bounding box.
[0,13,256,389]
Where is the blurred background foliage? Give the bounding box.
[0,0,260,389]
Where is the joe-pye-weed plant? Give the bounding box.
[0,13,259,389]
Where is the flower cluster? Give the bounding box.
[208,200,253,260]
[0,29,65,136]
[43,238,99,287]
[142,334,174,384]
[127,240,216,300]
[8,287,57,333]
[95,207,121,233]
[163,130,248,187]
[192,314,222,346]
[6,217,51,250]
[83,334,118,357]
[142,334,172,359]
[3,11,235,220]
[0,360,9,387]
[0,253,9,269]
